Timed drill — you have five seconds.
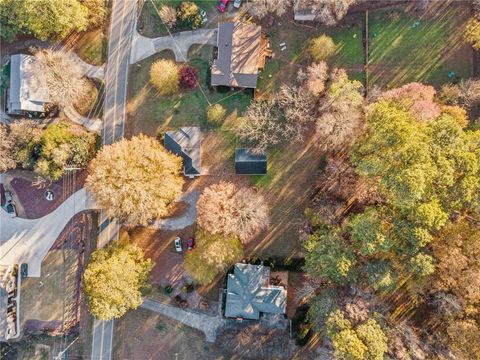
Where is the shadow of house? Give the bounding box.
[164,127,202,178]
[224,263,287,320]
[211,22,271,89]
[6,54,49,116]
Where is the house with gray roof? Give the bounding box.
[164,127,201,177]
[6,54,49,115]
[235,148,267,175]
[211,22,271,89]
[224,263,287,320]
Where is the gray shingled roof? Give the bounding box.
[164,127,201,176]
[211,22,262,88]
[225,263,287,320]
[7,54,48,114]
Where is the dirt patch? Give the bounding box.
[8,170,87,219]
[216,323,315,359]
[20,212,95,336]
[113,307,223,360]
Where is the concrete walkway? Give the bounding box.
[69,52,104,79]
[141,298,225,342]
[130,29,217,64]
[64,106,103,133]
[149,190,199,231]
[0,188,98,277]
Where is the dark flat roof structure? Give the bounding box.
[225,263,287,320]
[211,22,263,88]
[164,127,201,176]
[235,148,267,175]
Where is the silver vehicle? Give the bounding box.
[200,9,207,24]
[174,237,183,252]
[233,0,242,8]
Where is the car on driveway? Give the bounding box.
[2,191,17,218]
[217,0,229,13]
[187,237,195,250]
[200,8,207,24]
[174,236,183,252]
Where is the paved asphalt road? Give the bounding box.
[91,319,114,360]
[102,0,137,145]
[92,1,137,359]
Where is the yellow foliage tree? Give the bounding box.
[150,59,179,96]
[83,243,153,320]
[184,230,244,285]
[465,17,480,50]
[86,135,184,226]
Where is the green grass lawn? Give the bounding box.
[138,0,218,38]
[126,46,252,137]
[74,28,106,65]
[257,13,365,96]
[367,3,472,89]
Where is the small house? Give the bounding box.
[211,22,271,89]
[164,127,201,178]
[224,263,287,320]
[235,148,267,175]
[6,54,49,115]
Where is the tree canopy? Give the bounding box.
[0,0,89,41]
[184,230,244,285]
[3,121,95,180]
[86,135,184,226]
[150,59,180,96]
[326,310,388,360]
[304,227,357,285]
[83,242,152,320]
[196,181,269,241]
[34,49,93,109]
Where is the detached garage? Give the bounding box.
[235,148,267,175]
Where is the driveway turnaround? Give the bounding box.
[0,188,98,277]
[149,190,199,231]
[141,298,225,342]
[130,29,217,64]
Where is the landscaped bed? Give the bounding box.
[367,2,472,89]
[125,46,252,137]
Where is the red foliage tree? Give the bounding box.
[179,66,198,90]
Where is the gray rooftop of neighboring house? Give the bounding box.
[225,263,287,320]
[293,0,316,20]
[211,22,262,88]
[164,127,201,176]
[7,54,48,114]
[235,148,267,175]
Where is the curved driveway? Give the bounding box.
[0,188,98,277]
[130,28,217,64]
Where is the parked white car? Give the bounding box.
[233,0,242,8]
[174,237,183,252]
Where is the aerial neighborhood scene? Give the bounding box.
[1,0,480,359]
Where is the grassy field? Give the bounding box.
[74,28,106,66]
[126,46,252,137]
[138,0,219,38]
[113,308,223,359]
[257,13,365,95]
[367,3,472,89]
